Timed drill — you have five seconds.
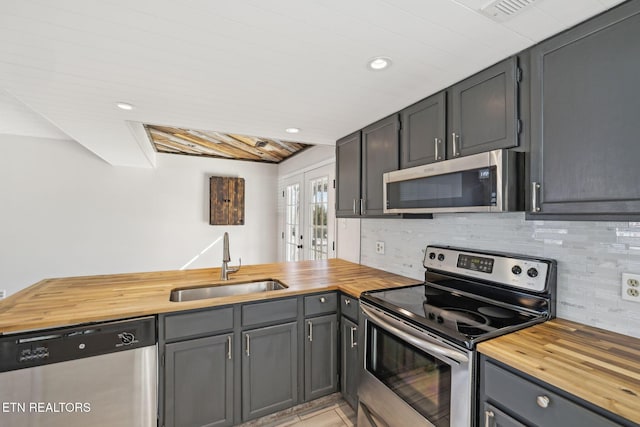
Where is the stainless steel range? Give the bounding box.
[357,245,557,427]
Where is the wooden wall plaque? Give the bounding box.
[209,176,245,225]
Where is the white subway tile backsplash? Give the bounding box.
[360,212,639,338]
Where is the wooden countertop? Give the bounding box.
[478,318,640,425]
[0,259,420,335]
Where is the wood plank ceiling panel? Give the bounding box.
[144,124,312,163]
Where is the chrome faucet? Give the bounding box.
[220,232,241,280]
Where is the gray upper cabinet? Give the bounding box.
[164,334,234,427]
[361,115,400,216]
[336,131,362,217]
[529,1,640,218]
[242,322,298,421]
[336,115,399,217]
[400,92,447,168]
[304,314,338,401]
[449,57,520,158]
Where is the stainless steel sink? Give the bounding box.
[169,280,287,302]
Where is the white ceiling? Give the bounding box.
[0,0,625,167]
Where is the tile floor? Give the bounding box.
[238,393,356,427]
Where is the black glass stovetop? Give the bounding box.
[362,283,544,349]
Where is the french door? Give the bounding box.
[282,164,335,262]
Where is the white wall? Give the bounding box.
[361,214,640,338]
[0,135,278,296]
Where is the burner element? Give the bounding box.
[440,308,488,327]
[477,306,515,319]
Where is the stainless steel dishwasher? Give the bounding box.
[0,316,157,427]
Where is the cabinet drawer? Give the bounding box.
[340,295,359,321]
[242,298,298,328]
[484,362,619,427]
[164,307,234,341]
[304,292,337,317]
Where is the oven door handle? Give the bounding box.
[362,305,469,364]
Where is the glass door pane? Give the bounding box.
[307,176,329,260]
[366,322,451,427]
[285,182,301,262]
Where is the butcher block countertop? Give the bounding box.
[0,259,420,335]
[478,318,640,425]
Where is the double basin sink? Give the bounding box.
[170,279,287,302]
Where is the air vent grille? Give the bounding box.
[481,0,539,22]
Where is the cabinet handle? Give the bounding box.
[452,133,460,157]
[320,297,326,303]
[434,138,442,160]
[245,334,250,357]
[308,321,313,342]
[536,395,550,408]
[531,182,541,212]
[360,198,366,216]
[484,410,495,427]
[344,298,351,306]
[353,199,357,215]
[350,326,357,348]
[227,336,232,360]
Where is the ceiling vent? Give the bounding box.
[480,0,539,22]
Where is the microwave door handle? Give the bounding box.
[362,305,468,364]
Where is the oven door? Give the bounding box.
[359,303,472,427]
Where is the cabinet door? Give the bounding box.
[341,316,359,409]
[482,403,527,427]
[336,131,362,217]
[400,92,446,168]
[361,115,400,216]
[165,334,233,427]
[242,322,298,421]
[529,2,640,216]
[450,57,519,158]
[304,314,338,401]
[227,177,245,225]
[209,177,245,225]
[209,177,229,225]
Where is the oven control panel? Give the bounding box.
[424,246,553,292]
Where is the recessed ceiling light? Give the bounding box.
[116,102,134,110]
[368,57,392,71]
[285,128,300,134]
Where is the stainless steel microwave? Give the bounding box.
[383,149,522,214]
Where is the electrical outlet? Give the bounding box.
[375,241,385,255]
[622,273,640,302]
[0,289,5,299]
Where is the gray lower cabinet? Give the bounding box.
[304,314,339,401]
[449,56,519,158]
[400,92,446,168]
[482,403,526,427]
[242,322,298,421]
[164,334,233,427]
[528,1,640,218]
[340,316,358,409]
[480,357,624,427]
